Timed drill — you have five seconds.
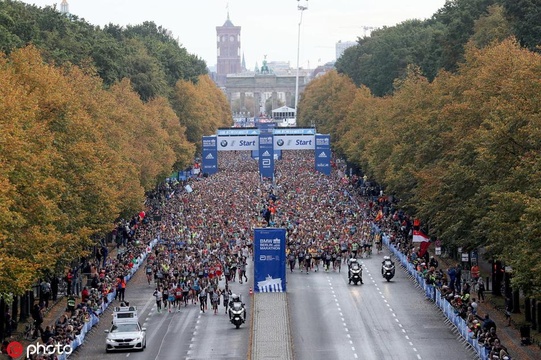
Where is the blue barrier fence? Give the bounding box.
[57,238,157,359]
[382,235,490,360]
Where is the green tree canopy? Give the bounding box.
[300,39,541,296]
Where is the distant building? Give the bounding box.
[215,13,241,87]
[60,0,69,14]
[312,62,335,79]
[336,40,357,60]
[267,61,292,75]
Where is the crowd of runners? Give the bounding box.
[12,149,513,359]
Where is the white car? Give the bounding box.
[105,321,146,352]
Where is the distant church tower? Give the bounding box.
[60,0,69,14]
[216,12,241,87]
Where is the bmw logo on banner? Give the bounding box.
[315,134,331,175]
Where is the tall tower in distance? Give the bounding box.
[60,0,69,14]
[216,12,241,87]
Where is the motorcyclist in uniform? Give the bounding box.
[348,258,363,284]
[381,256,396,276]
[228,294,246,322]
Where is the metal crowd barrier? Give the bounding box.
[381,233,490,360]
[57,238,157,359]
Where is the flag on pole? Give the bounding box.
[412,229,430,243]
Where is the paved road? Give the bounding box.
[71,251,479,360]
[289,251,478,360]
[70,258,252,360]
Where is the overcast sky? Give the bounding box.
[22,0,448,69]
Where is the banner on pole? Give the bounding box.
[258,134,274,179]
[315,134,331,175]
[201,136,218,175]
[254,228,286,293]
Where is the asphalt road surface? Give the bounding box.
[70,258,252,360]
[72,251,477,360]
[288,250,477,360]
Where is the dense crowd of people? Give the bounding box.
[2,149,513,359]
[2,216,153,359]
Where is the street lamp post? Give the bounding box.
[294,1,308,116]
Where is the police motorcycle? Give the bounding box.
[228,294,246,329]
[348,258,363,285]
[382,256,396,282]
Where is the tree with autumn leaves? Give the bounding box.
[0,46,230,298]
[299,39,541,296]
[172,76,232,154]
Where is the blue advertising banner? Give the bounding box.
[254,228,286,293]
[315,134,331,175]
[273,128,316,135]
[217,128,259,136]
[251,150,281,160]
[258,134,274,178]
[257,122,275,134]
[201,136,218,175]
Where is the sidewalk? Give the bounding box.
[435,253,541,360]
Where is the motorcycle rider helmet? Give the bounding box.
[231,294,240,302]
[383,256,391,261]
